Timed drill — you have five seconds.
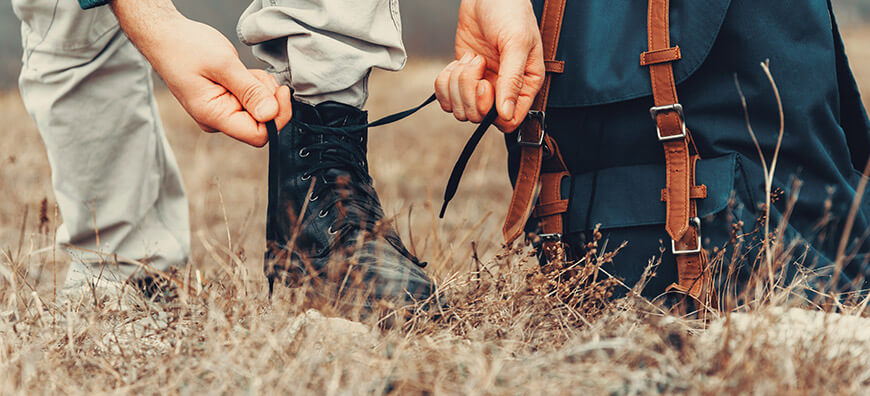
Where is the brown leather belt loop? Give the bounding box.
[503,0,568,245]
[545,60,566,73]
[642,0,718,311]
[537,171,570,231]
[537,169,571,261]
[640,46,682,66]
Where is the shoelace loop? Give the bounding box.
[264,93,497,241]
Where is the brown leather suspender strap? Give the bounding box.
[503,0,719,306]
[642,0,717,310]
[503,0,569,247]
[644,0,692,241]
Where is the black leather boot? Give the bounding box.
[265,99,434,308]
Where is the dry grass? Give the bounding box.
[2,31,870,394]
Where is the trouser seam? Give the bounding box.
[22,0,59,65]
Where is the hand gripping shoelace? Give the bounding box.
[264,93,499,230]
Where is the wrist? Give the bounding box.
[111,0,185,60]
[110,0,181,19]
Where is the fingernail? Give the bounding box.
[255,99,278,120]
[472,55,484,65]
[502,99,516,118]
[477,83,486,97]
[460,53,473,64]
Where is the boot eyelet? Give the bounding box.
[359,136,364,143]
[301,174,311,181]
[310,195,319,202]
[318,210,329,218]
[299,148,310,158]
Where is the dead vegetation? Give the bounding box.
[2,51,870,394]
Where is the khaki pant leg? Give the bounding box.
[13,0,190,284]
[237,0,407,108]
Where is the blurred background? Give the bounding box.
[1,0,869,88]
[0,0,465,88]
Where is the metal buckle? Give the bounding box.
[539,233,567,262]
[517,111,546,147]
[671,217,702,255]
[649,103,687,141]
[539,233,562,243]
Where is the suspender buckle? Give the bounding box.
[671,217,702,255]
[650,103,687,141]
[517,111,546,147]
[539,233,568,263]
[539,233,562,243]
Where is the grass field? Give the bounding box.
[1,28,870,394]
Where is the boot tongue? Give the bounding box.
[314,101,367,127]
[312,101,369,176]
[301,101,369,183]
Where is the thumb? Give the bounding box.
[218,61,279,122]
[495,42,530,122]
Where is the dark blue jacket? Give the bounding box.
[79,0,108,9]
[514,0,870,295]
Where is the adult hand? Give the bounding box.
[435,0,544,132]
[111,0,291,146]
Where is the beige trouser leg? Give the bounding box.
[12,0,190,286]
[237,0,407,108]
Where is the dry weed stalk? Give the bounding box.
[1,64,869,394]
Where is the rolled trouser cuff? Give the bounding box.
[237,0,407,108]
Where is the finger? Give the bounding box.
[206,91,268,146]
[459,55,487,123]
[250,71,292,129]
[435,61,458,113]
[493,116,520,133]
[476,79,494,120]
[273,85,293,130]
[251,85,292,146]
[216,61,279,122]
[492,102,527,133]
[449,53,474,121]
[495,42,531,123]
[512,44,545,129]
[509,91,536,131]
[251,69,280,90]
[197,121,219,133]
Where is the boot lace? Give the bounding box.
[265,93,500,267]
[267,96,444,267]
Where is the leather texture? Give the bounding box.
[544,60,565,73]
[643,0,716,309]
[536,170,570,233]
[640,47,682,66]
[265,99,433,304]
[643,0,692,241]
[502,0,569,245]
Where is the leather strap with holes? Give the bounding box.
[642,0,717,310]
[503,0,569,252]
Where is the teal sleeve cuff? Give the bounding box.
[79,0,112,9]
